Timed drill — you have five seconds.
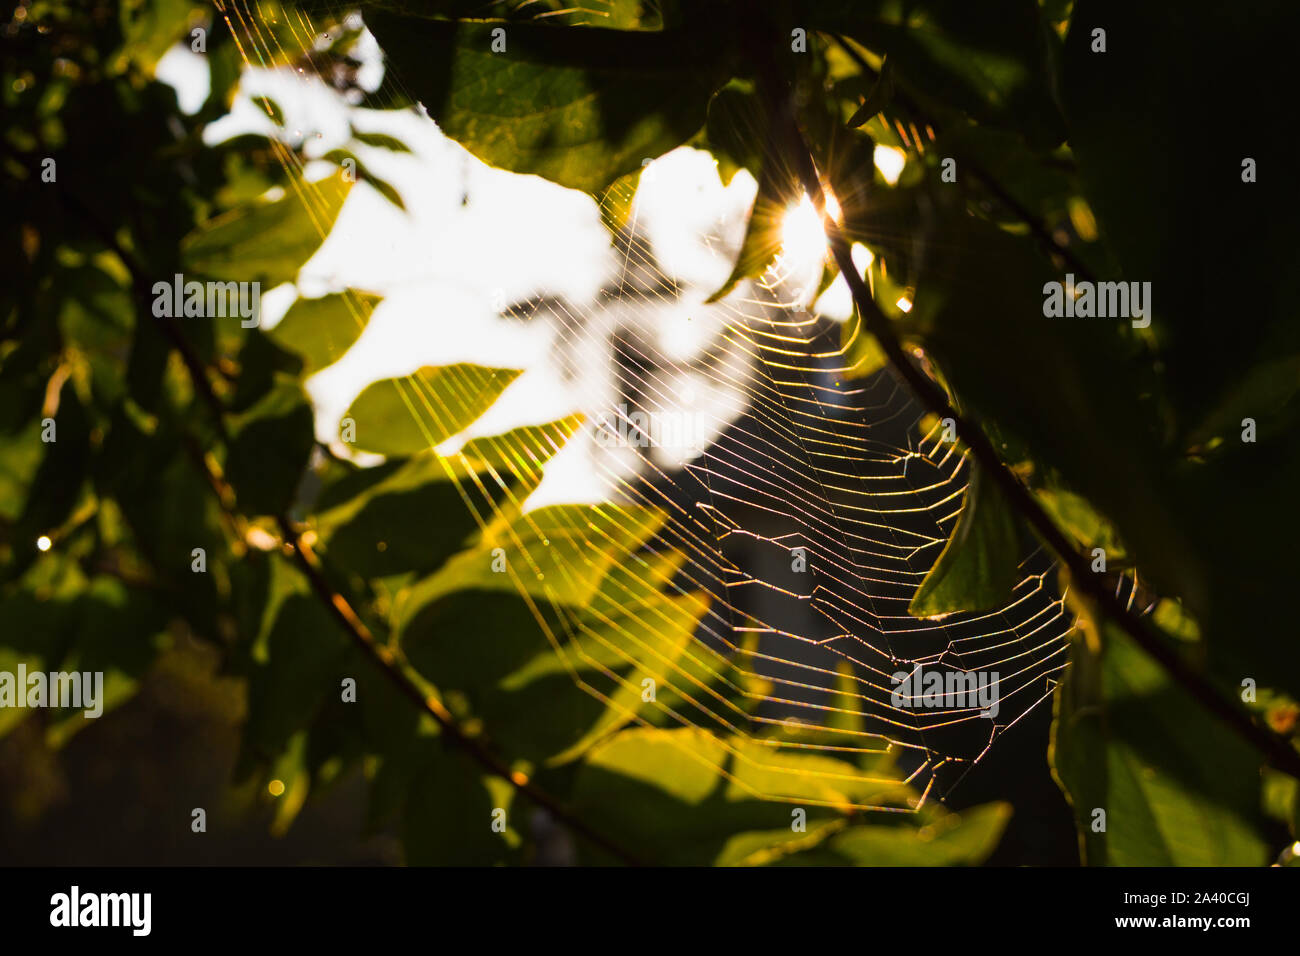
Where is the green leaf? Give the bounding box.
[349,129,411,152]
[314,418,582,582]
[14,385,91,547]
[0,555,86,736]
[909,465,1018,618]
[1050,621,1271,866]
[402,744,519,865]
[701,78,809,302]
[840,309,888,380]
[924,125,1106,280]
[1262,762,1300,843]
[316,458,502,581]
[252,96,285,127]
[704,80,766,184]
[1033,484,1127,559]
[97,410,226,627]
[571,727,766,863]
[595,164,643,235]
[267,731,311,836]
[268,291,380,376]
[395,505,702,764]
[458,415,583,481]
[723,734,912,808]
[806,0,1065,146]
[845,57,895,128]
[180,182,352,288]
[569,727,920,864]
[362,14,728,193]
[401,588,608,764]
[710,819,849,867]
[496,556,702,691]
[55,258,136,405]
[0,417,45,523]
[715,801,1011,866]
[393,503,667,620]
[242,556,351,756]
[904,210,1186,609]
[1184,354,1300,449]
[228,326,304,413]
[825,802,1011,865]
[118,0,200,71]
[204,39,243,114]
[341,364,521,458]
[706,158,792,303]
[45,576,169,746]
[321,149,407,211]
[226,380,316,516]
[540,583,709,764]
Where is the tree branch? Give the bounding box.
[279,516,643,865]
[754,32,1300,782]
[52,178,645,865]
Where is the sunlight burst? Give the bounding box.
[780,191,842,264]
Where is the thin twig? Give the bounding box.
[751,36,1300,781]
[280,517,643,865]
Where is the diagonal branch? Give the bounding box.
[278,516,643,865]
[51,179,645,866]
[748,32,1300,782]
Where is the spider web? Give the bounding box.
[217,0,1077,811]
[523,183,1073,803]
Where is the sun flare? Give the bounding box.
[779,191,842,265]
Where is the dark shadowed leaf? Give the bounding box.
[805,0,1065,146]
[909,465,1019,618]
[402,744,519,864]
[226,380,316,516]
[845,57,895,128]
[362,14,729,193]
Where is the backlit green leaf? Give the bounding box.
[341,364,522,458]
[181,182,352,288]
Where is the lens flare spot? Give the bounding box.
[874,145,906,185]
